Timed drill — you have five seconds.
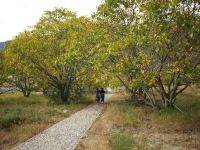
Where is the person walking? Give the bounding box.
[96,88,100,103]
[100,87,105,103]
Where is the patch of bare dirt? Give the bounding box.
[76,105,113,150]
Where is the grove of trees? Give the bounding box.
[0,0,199,108]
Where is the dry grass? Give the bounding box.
[76,87,200,150]
[0,92,93,150]
[0,123,49,150]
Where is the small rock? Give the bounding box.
[146,124,152,129]
[63,109,69,113]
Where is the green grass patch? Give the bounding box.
[0,93,49,128]
[109,132,136,150]
[0,92,94,129]
[0,92,94,150]
[150,91,200,130]
[109,87,200,132]
[109,103,144,126]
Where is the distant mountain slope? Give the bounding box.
[0,42,5,48]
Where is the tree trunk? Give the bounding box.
[23,91,31,97]
[22,88,31,97]
[59,84,71,103]
[18,78,32,97]
[19,83,31,97]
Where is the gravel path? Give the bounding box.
[14,94,113,150]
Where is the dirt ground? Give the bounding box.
[76,105,112,150]
[76,94,200,150]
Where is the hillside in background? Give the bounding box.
[0,42,5,48]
